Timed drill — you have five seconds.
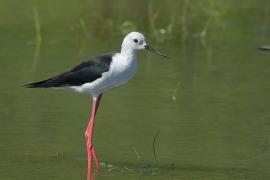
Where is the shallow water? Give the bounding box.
[1,0,270,179]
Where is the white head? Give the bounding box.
[122,32,146,51]
[121,32,168,59]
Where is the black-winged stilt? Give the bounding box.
[259,45,270,51]
[25,32,168,179]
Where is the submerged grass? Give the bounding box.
[67,0,229,45]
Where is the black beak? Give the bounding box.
[144,45,169,59]
[258,45,270,51]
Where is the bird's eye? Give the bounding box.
[133,39,138,43]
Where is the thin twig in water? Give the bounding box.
[153,128,160,161]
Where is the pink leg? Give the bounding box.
[92,147,100,169]
[85,94,102,180]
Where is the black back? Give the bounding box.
[25,53,114,88]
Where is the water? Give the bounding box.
[1,0,270,179]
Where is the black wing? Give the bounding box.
[25,53,114,88]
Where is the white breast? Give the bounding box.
[71,53,137,97]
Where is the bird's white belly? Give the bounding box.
[71,54,137,97]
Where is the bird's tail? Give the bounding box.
[24,78,53,88]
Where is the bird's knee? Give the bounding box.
[85,132,91,139]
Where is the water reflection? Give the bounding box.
[88,168,99,180]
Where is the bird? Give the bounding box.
[259,45,270,51]
[25,32,168,179]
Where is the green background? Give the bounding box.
[0,0,270,179]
